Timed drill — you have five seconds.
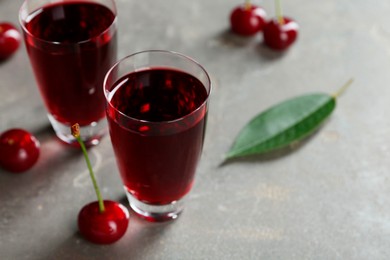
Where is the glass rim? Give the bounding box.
[18,0,117,46]
[104,49,212,126]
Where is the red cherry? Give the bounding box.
[230,4,266,36]
[0,22,21,60]
[0,129,40,173]
[263,17,299,50]
[78,200,130,244]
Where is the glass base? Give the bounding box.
[125,189,185,222]
[48,114,107,146]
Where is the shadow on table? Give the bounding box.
[2,124,174,259]
[220,126,324,166]
[255,42,287,61]
[214,29,287,61]
[44,204,174,260]
[31,124,85,173]
[216,29,260,48]
[0,123,82,196]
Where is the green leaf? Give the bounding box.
[226,93,336,159]
[225,79,353,160]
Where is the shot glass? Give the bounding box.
[104,50,211,221]
[19,0,117,146]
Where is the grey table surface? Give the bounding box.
[1,0,390,259]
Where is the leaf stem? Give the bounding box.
[275,0,284,25]
[71,124,105,213]
[333,78,354,99]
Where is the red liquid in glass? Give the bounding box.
[24,2,116,126]
[107,68,208,205]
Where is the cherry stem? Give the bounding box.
[244,0,251,10]
[71,124,105,213]
[333,78,354,99]
[275,0,284,25]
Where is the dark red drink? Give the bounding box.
[22,2,116,126]
[106,68,209,205]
